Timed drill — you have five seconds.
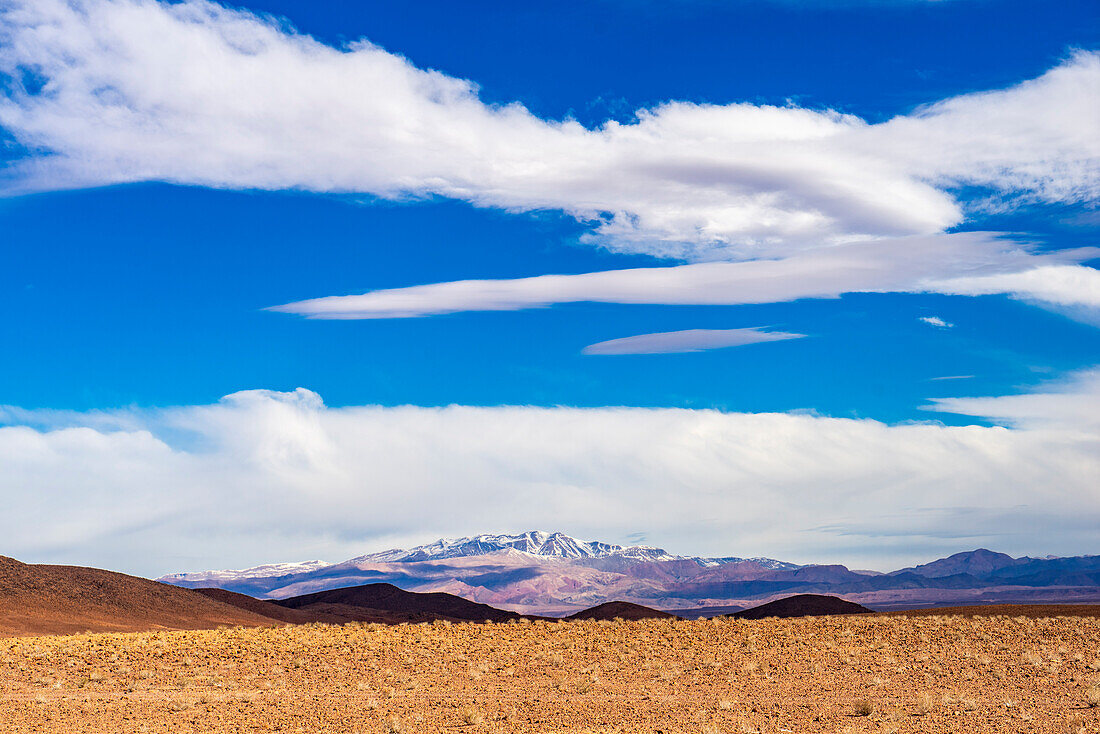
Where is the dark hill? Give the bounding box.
[0,555,279,637]
[192,588,347,624]
[273,583,523,623]
[732,594,871,619]
[566,601,678,621]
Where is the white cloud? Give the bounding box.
[581,327,804,355]
[1,375,1097,575]
[925,264,1100,309]
[928,368,1100,431]
[271,233,1098,318]
[919,316,953,328]
[0,0,1097,261]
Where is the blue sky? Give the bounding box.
[0,0,1097,573]
[4,184,1098,420]
[1,0,1097,419]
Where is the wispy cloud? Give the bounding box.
[581,327,804,355]
[928,375,974,381]
[0,0,1097,261]
[1,374,1097,574]
[919,316,953,328]
[271,234,1098,319]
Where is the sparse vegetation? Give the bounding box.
[1,614,1097,732]
[458,706,484,725]
[914,691,935,715]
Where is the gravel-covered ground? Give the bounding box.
[1,614,1098,733]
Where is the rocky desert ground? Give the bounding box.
[2,613,1099,734]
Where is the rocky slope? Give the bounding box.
[0,556,280,636]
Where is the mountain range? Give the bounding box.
[0,552,908,638]
[159,532,1100,614]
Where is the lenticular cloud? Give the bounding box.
[1,0,1097,260]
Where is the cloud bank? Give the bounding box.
[1,373,1097,575]
[581,327,804,355]
[1,0,1097,261]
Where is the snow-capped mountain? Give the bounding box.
[159,531,798,590]
[157,531,801,608]
[350,531,679,564]
[159,560,332,586]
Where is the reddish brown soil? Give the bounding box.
[565,600,677,621]
[0,556,277,637]
[1,614,1097,733]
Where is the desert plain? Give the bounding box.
[2,612,1099,734]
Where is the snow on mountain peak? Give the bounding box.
[347,531,680,564]
[158,532,798,587]
[157,560,332,584]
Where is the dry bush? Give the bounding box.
[914,692,934,715]
[1086,686,1100,708]
[459,706,485,725]
[852,697,875,716]
[1065,715,1087,734]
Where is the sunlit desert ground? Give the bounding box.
[2,614,1098,733]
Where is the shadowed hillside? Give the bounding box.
[566,601,677,621]
[732,594,872,619]
[274,583,525,623]
[192,588,347,624]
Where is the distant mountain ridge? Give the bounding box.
[159,560,332,585]
[157,537,1100,615]
[888,549,1027,578]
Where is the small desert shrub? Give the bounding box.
[383,716,403,734]
[459,706,485,725]
[914,692,934,715]
[1086,686,1100,708]
[852,698,875,716]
